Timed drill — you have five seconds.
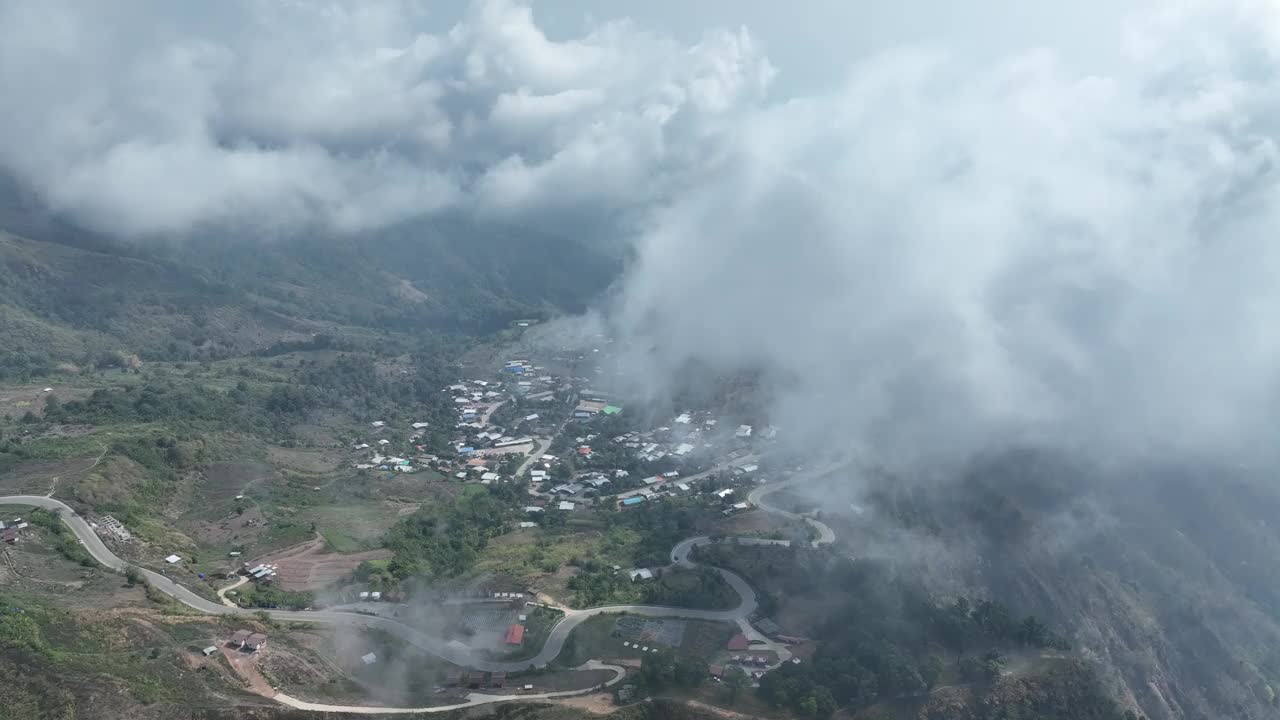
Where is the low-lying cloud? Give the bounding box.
[0,0,769,237]
[5,0,1280,469]
[602,1,1280,469]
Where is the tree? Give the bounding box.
[724,666,750,704]
[675,656,709,687]
[124,565,144,587]
[921,654,945,689]
[640,650,677,689]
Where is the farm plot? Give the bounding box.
[251,536,390,591]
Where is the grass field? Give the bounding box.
[556,615,738,668]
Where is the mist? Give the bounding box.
[5,0,1280,472]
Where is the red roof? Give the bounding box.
[505,624,525,645]
[727,633,750,651]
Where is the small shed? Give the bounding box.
[202,646,218,656]
[361,652,378,665]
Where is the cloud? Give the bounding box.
[4,0,1280,469]
[0,0,771,238]
[599,0,1280,469]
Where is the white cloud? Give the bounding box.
[3,0,1280,469]
[0,0,772,237]
[601,0,1280,467]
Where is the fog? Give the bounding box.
[5,0,1280,473]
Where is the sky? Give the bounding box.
[4,0,1280,471]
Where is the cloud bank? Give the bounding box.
[0,0,770,236]
[5,0,1280,468]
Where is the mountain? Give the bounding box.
[866,451,1280,720]
[0,209,621,379]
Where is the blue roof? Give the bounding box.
[460,447,474,453]
[622,497,644,506]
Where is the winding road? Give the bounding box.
[1,471,840,714]
[748,476,837,546]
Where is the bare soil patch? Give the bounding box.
[201,461,275,503]
[0,457,100,494]
[252,535,390,591]
[702,511,789,536]
[548,691,619,715]
[187,506,268,547]
[0,383,92,417]
[267,447,342,474]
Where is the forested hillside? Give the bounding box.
[0,208,619,380]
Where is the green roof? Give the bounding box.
[602,405,622,415]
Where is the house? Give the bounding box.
[445,670,463,687]
[1,529,17,544]
[575,399,607,415]
[530,469,547,479]
[361,652,378,665]
[727,633,750,651]
[202,645,218,656]
[468,671,487,688]
[377,439,390,446]
[371,421,385,428]
[491,671,507,688]
[715,488,735,499]
[359,591,369,600]
[228,629,251,648]
[552,483,583,495]
[524,506,544,513]
[602,405,622,415]
[676,483,691,492]
[411,422,430,429]
[735,425,753,438]
[621,497,645,507]
[586,477,611,488]
[371,591,382,601]
[481,472,501,482]
[353,442,369,450]
[674,443,695,456]
[709,664,725,678]
[558,501,576,511]
[519,521,538,528]
[629,568,654,582]
[674,413,691,424]
[524,414,540,422]
[505,624,525,646]
[244,633,268,652]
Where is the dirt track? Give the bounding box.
[254,536,390,591]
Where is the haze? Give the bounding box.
[3,0,1279,471]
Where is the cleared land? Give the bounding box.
[252,535,391,591]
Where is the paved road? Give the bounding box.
[514,437,549,478]
[612,454,760,501]
[1,471,839,711]
[747,475,837,546]
[274,660,626,714]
